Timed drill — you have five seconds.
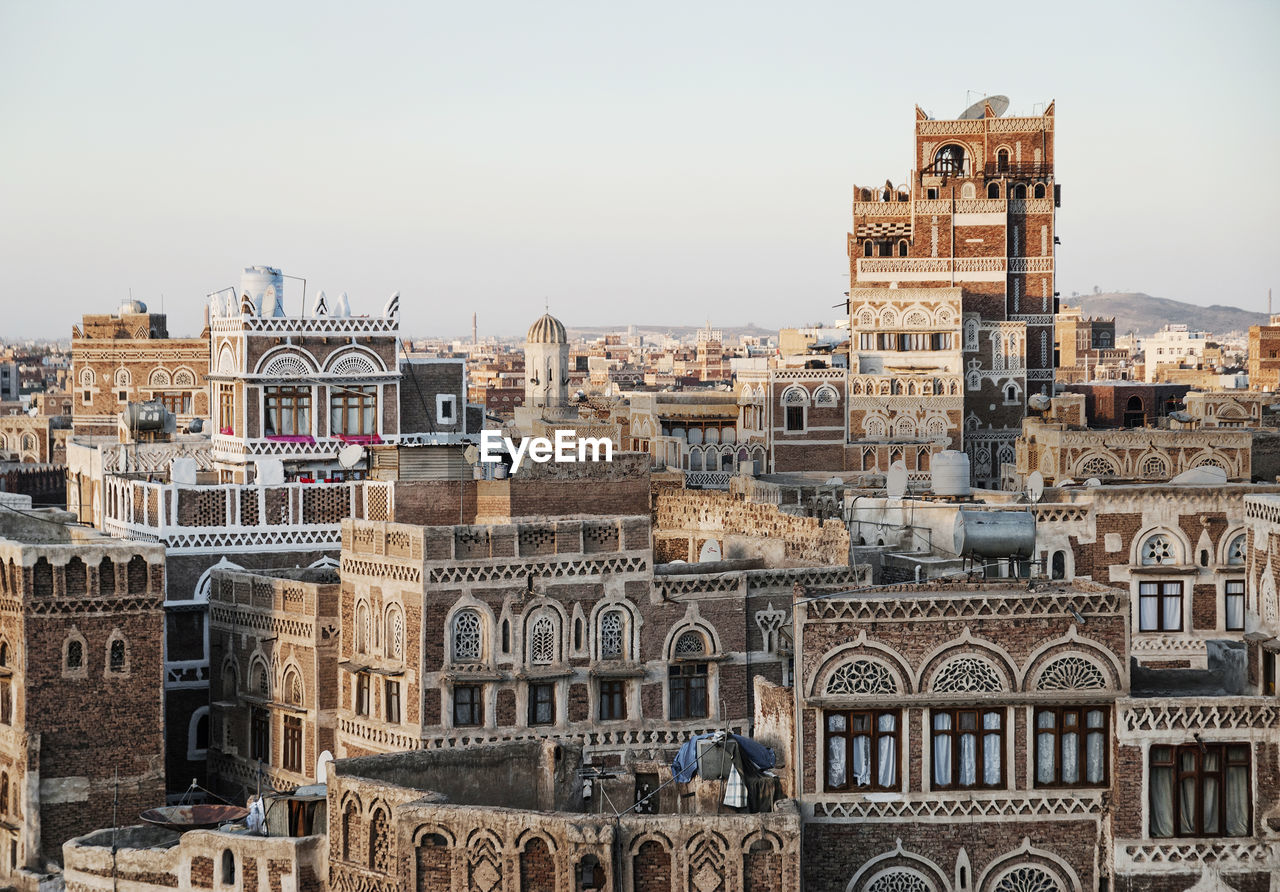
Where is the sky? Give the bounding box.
[1,1,1277,340]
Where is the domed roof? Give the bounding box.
[527,313,567,344]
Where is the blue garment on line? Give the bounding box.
[670,733,775,783]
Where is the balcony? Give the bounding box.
[102,475,394,554]
[855,256,1053,283]
[984,162,1053,179]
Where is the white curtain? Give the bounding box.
[878,713,897,787]
[1162,590,1182,630]
[1226,765,1249,836]
[1035,710,1055,784]
[827,737,846,788]
[1061,732,1079,783]
[1201,750,1221,834]
[982,712,1001,785]
[1086,731,1105,784]
[1150,766,1174,837]
[851,736,871,787]
[1227,595,1245,630]
[933,713,952,786]
[1139,583,1159,630]
[1179,751,1196,835]
[959,733,976,786]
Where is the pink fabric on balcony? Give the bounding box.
[265,435,316,444]
[335,434,382,445]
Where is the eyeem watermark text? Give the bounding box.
[479,429,613,473]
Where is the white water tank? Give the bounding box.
[239,266,284,316]
[931,450,971,497]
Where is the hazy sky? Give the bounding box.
[2,1,1277,340]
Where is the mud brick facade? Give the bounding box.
[653,489,849,567]
[71,303,211,439]
[326,742,801,892]
[0,513,165,880]
[796,579,1128,892]
[1033,482,1279,670]
[207,566,340,798]
[335,510,860,762]
[848,102,1058,488]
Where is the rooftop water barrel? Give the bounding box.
[953,509,1036,558]
[931,450,971,497]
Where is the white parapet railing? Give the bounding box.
[102,477,394,553]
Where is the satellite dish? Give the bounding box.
[316,750,334,784]
[825,476,844,486]
[1026,470,1044,504]
[1168,410,1192,423]
[1028,394,1052,412]
[463,445,480,465]
[186,418,204,434]
[1058,477,1076,486]
[1085,477,1102,487]
[958,94,1010,120]
[886,461,908,500]
[338,444,367,469]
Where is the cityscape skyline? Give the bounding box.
[2,1,1277,340]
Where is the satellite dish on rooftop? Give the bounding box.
[338,444,367,469]
[1028,394,1052,412]
[1085,477,1102,487]
[463,445,480,465]
[886,461,908,500]
[958,94,1010,120]
[1026,470,1044,504]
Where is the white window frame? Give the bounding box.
[436,393,458,425]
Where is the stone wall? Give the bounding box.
[655,490,849,567]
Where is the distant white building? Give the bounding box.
[1144,323,1208,382]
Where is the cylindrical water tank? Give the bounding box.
[123,401,171,433]
[931,450,972,497]
[953,509,1036,558]
[239,266,284,316]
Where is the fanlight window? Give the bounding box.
[1077,455,1117,479]
[1036,656,1106,691]
[330,354,379,376]
[1141,534,1176,566]
[932,656,1002,693]
[782,387,809,406]
[674,630,706,657]
[991,866,1062,892]
[814,386,839,407]
[529,615,556,665]
[933,144,967,176]
[1226,534,1246,565]
[173,368,196,386]
[452,610,482,661]
[1140,454,1168,477]
[825,659,897,696]
[262,354,311,378]
[386,608,404,659]
[599,610,624,659]
[253,663,269,698]
[867,871,934,892]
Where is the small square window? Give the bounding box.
[118,391,127,402]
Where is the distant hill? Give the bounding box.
[1071,292,1266,337]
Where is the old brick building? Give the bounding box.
[71,300,210,438]
[0,510,165,879]
[207,566,340,798]
[849,100,1058,487]
[796,578,1126,891]
[1247,315,1280,392]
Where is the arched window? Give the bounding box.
[1012,183,1027,199]
[1006,385,1018,403]
[342,801,360,862]
[452,609,482,661]
[252,661,270,698]
[1141,534,1176,566]
[996,148,1010,172]
[1226,534,1246,565]
[897,240,908,257]
[385,606,403,659]
[284,669,303,706]
[1050,551,1066,580]
[1037,656,1107,691]
[0,774,7,816]
[674,630,707,657]
[355,601,370,654]
[991,865,1063,892]
[222,850,236,884]
[932,656,1003,693]
[987,182,1000,199]
[368,809,390,873]
[529,614,557,665]
[934,144,967,176]
[109,638,127,673]
[599,610,625,660]
[1034,183,1046,199]
[825,659,897,695]
[864,240,873,257]
[65,635,84,673]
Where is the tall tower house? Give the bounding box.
[848,98,1058,487]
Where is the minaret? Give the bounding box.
[524,312,570,411]
[472,312,478,346]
